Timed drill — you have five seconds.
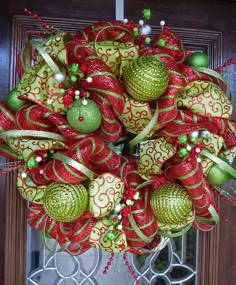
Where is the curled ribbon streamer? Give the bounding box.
[32,41,62,75]
[0,130,65,141]
[32,40,71,87]
[137,236,170,254]
[157,221,193,238]
[52,153,96,181]
[42,217,70,253]
[136,180,153,190]
[195,204,220,226]
[193,66,228,86]
[19,42,32,73]
[93,25,135,53]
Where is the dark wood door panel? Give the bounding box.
[1,1,236,285]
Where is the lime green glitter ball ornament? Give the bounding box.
[67,99,102,133]
[43,182,88,222]
[207,159,231,186]
[6,88,27,111]
[185,51,209,68]
[124,56,169,102]
[150,183,193,224]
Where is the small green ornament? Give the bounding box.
[190,137,196,143]
[6,88,27,112]
[207,158,231,186]
[70,63,79,74]
[185,52,209,68]
[179,135,188,144]
[144,37,151,45]
[178,148,188,157]
[27,156,36,168]
[59,88,65,94]
[150,183,193,224]
[110,215,119,226]
[106,231,115,241]
[70,75,77,82]
[143,8,152,20]
[43,182,88,222]
[133,27,139,37]
[79,73,85,79]
[67,99,102,133]
[158,38,166,47]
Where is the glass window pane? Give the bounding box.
[26,227,198,285]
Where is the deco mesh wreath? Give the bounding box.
[1,9,236,262]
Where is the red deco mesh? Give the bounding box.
[74,20,135,44]
[123,190,158,252]
[31,136,126,185]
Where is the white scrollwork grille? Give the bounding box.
[26,228,198,285]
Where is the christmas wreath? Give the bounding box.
[1,8,236,271]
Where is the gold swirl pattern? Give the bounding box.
[120,95,161,136]
[89,40,138,77]
[17,63,67,114]
[4,137,67,161]
[89,173,124,218]
[176,80,232,118]
[89,216,127,252]
[17,173,46,203]
[43,33,72,65]
[138,138,177,180]
[200,133,224,173]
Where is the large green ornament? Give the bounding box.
[207,161,231,186]
[150,183,192,224]
[185,51,209,68]
[43,182,88,222]
[67,99,102,133]
[6,88,27,111]
[124,56,169,101]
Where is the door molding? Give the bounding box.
[5,15,224,285]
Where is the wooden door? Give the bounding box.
[0,1,236,284]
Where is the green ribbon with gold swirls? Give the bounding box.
[128,103,159,149]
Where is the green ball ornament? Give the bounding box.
[67,99,102,133]
[207,161,231,186]
[43,182,88,222]
[150,183,193,224]
[6,88,27,111]
[106,232,115,241]
[144,37,151,45]
[185,52,209,68]
[158,38,166,47]
[179,135,188,144]
[178,148,188,157]
[124,56,169,102]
